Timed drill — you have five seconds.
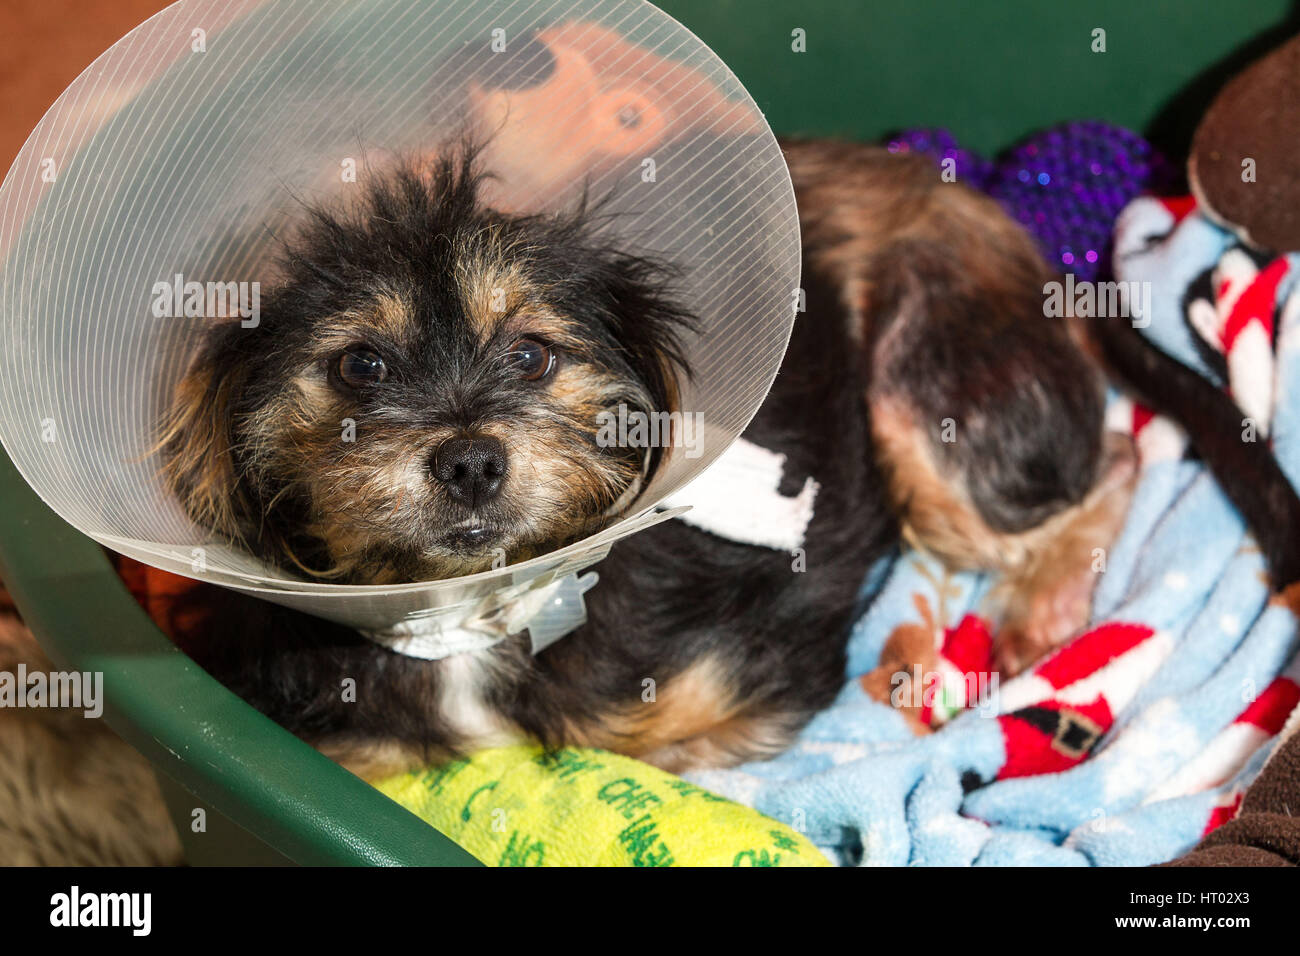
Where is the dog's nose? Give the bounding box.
[432,436,507,506]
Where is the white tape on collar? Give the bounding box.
[359,571,600,661]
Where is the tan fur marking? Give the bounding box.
[1269,580,1300,617]
[370,290,417,343]
[156,357,245,543]
[562,657,798,773]
[870,396,1006,569]
[320,738,434,782]
[991,435,1137,671]
[454,241,540,339]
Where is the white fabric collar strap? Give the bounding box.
[358,571,600,661]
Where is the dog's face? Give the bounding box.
[162,151,690,583]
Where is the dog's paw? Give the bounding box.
[994,569,1095,676]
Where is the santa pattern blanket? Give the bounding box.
[686,197,1300,866]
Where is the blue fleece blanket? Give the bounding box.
[686,200,1300,866]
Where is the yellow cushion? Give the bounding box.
[374,745,828,867]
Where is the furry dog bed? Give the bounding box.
[0,590,180,865]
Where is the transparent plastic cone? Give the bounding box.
[0,0,799,636]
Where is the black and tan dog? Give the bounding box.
[159,140,1300,778]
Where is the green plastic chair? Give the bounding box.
[0,0,1294,865]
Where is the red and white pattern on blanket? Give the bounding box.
[1137,193,1297,441]
[1148,657,1300,835]
[1105,396,1187,465]
[940,613,1298,831]
[1188,246,1290,435]
[990,622,1171,780]
[918,613,996,726]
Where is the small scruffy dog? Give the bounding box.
[160,141,1300,777]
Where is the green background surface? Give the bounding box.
[658,0,1298,156]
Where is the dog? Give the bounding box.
[159,140,1300,778]
[785,139,1139,673]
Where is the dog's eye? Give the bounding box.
[507,338,556,381]
[336,348,388,388]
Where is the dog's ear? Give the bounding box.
[595,251,694,477]
[158,331,255,545]
[868,241,1105,538]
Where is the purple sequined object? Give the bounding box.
[887,122,1175,282]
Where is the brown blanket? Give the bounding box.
[1168,718,1300,866]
